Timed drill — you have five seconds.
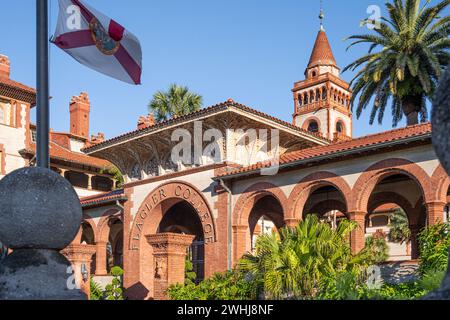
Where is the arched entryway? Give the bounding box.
[124,181,216,300]
[158,201,205,282]
[80,221,96,273]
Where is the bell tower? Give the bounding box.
[292,3,352,141]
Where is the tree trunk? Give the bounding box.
[401,95,422,126]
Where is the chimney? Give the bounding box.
[137,114,156,130]
[0,55,10,79]
[70,92,90,139]
[90,132,105,145]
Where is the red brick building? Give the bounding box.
[79,29,450,300]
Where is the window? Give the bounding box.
[31,130,37,143]
[336,122,344,133]
[92,176,114,192]
[0,106,4,125]
[322,88,327,100]
[65,171,89,189]
[307,120,319,133]
[298,94,303,107]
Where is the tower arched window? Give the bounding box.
[336,121,344,133]
[322,88,327,100]
[310,92,314,103]
[316,89,320,102]
[298,94,303,107]
[307,120,319,133]
[304,94,308,105]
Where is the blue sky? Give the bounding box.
[0,0,445,139]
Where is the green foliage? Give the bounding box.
[418,222,450,274]
[389,210,411,244]
[344,0,450,126]
[90,279,104,301]
[418,269,446,292]
[100,166,124,189]
[185,258,197,286]
[238,215,372,299]
[103,266,125,300]
[168,270,258,300]
[365,235,389,264]
[361,282,427,300]
[148,84,203,122]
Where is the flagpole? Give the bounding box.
[36,0,50,168]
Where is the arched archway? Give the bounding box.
[125,181,216,300]
[232,182,287,262]
[287,172,352,222]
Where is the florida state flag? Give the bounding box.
[52,0,142,85]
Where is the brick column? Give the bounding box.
[146,233,195,300]
[426,201,446,225]
[348,211,366,254]
[232,225,247,265]
[284,218,300,229]
[61,244,96,299]
[95,241,108,276]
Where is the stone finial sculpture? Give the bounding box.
[0,167,86,300]
[427,66,450,300]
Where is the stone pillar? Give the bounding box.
[146,233,195,300]
[87,174,93,191]
[95,241,108,276]
[284,218,300,229]
[61,244,96,299]
[425,201,446,225]
[0,167,86,299]
[232,225,247,265]
[348,211,366,254]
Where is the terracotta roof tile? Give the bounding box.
[84,99,330,153]
[218,122,432,178]
[80,189,125,206]
[22,141,112,170]
[0,77,36,105]
[308,30,337,68]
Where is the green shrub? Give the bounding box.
[90,279,104,300]
[418,222,450,274]
[104,266,125,300]
[185,258,197,285]
[168,270,258,300]
[365,235,389,264]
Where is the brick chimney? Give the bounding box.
[70,92,90,139]
[90,132,105,145]
[137,114,156,130]
[0,55,10,79]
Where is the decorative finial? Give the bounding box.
[319,0,325,31]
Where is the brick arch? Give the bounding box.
[97,209,123,243]
[287,171,352,221]
[308,199,347,218]
[431,165,450,203]
[351,158,432,213]
[233,182,288,227]
[78,217,98,244]
[368,192,414,217]
[302,116,322,132]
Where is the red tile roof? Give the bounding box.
[21,141,112,170]
[84,99,330,153]
[0,76,36,105]
[80,189,125,206]
[308,30,337,68]
[217,122,432,178]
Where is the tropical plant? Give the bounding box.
[103,266,125,300]
[418,222,450,274]
[168,270,258,300]
[344,0,450,126]
[238,215,372,299]
[90,279,104,300]
[148,84,203,122]
[365,235,389,264]
[100,166,124,190]
[389,210,412,244]
[185,257,197,286]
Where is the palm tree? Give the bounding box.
[239,215,372,299]
[389,210,412,244]
[344,0,449,126]
[148,84,203,122]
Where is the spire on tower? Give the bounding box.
[319,0,325,31]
